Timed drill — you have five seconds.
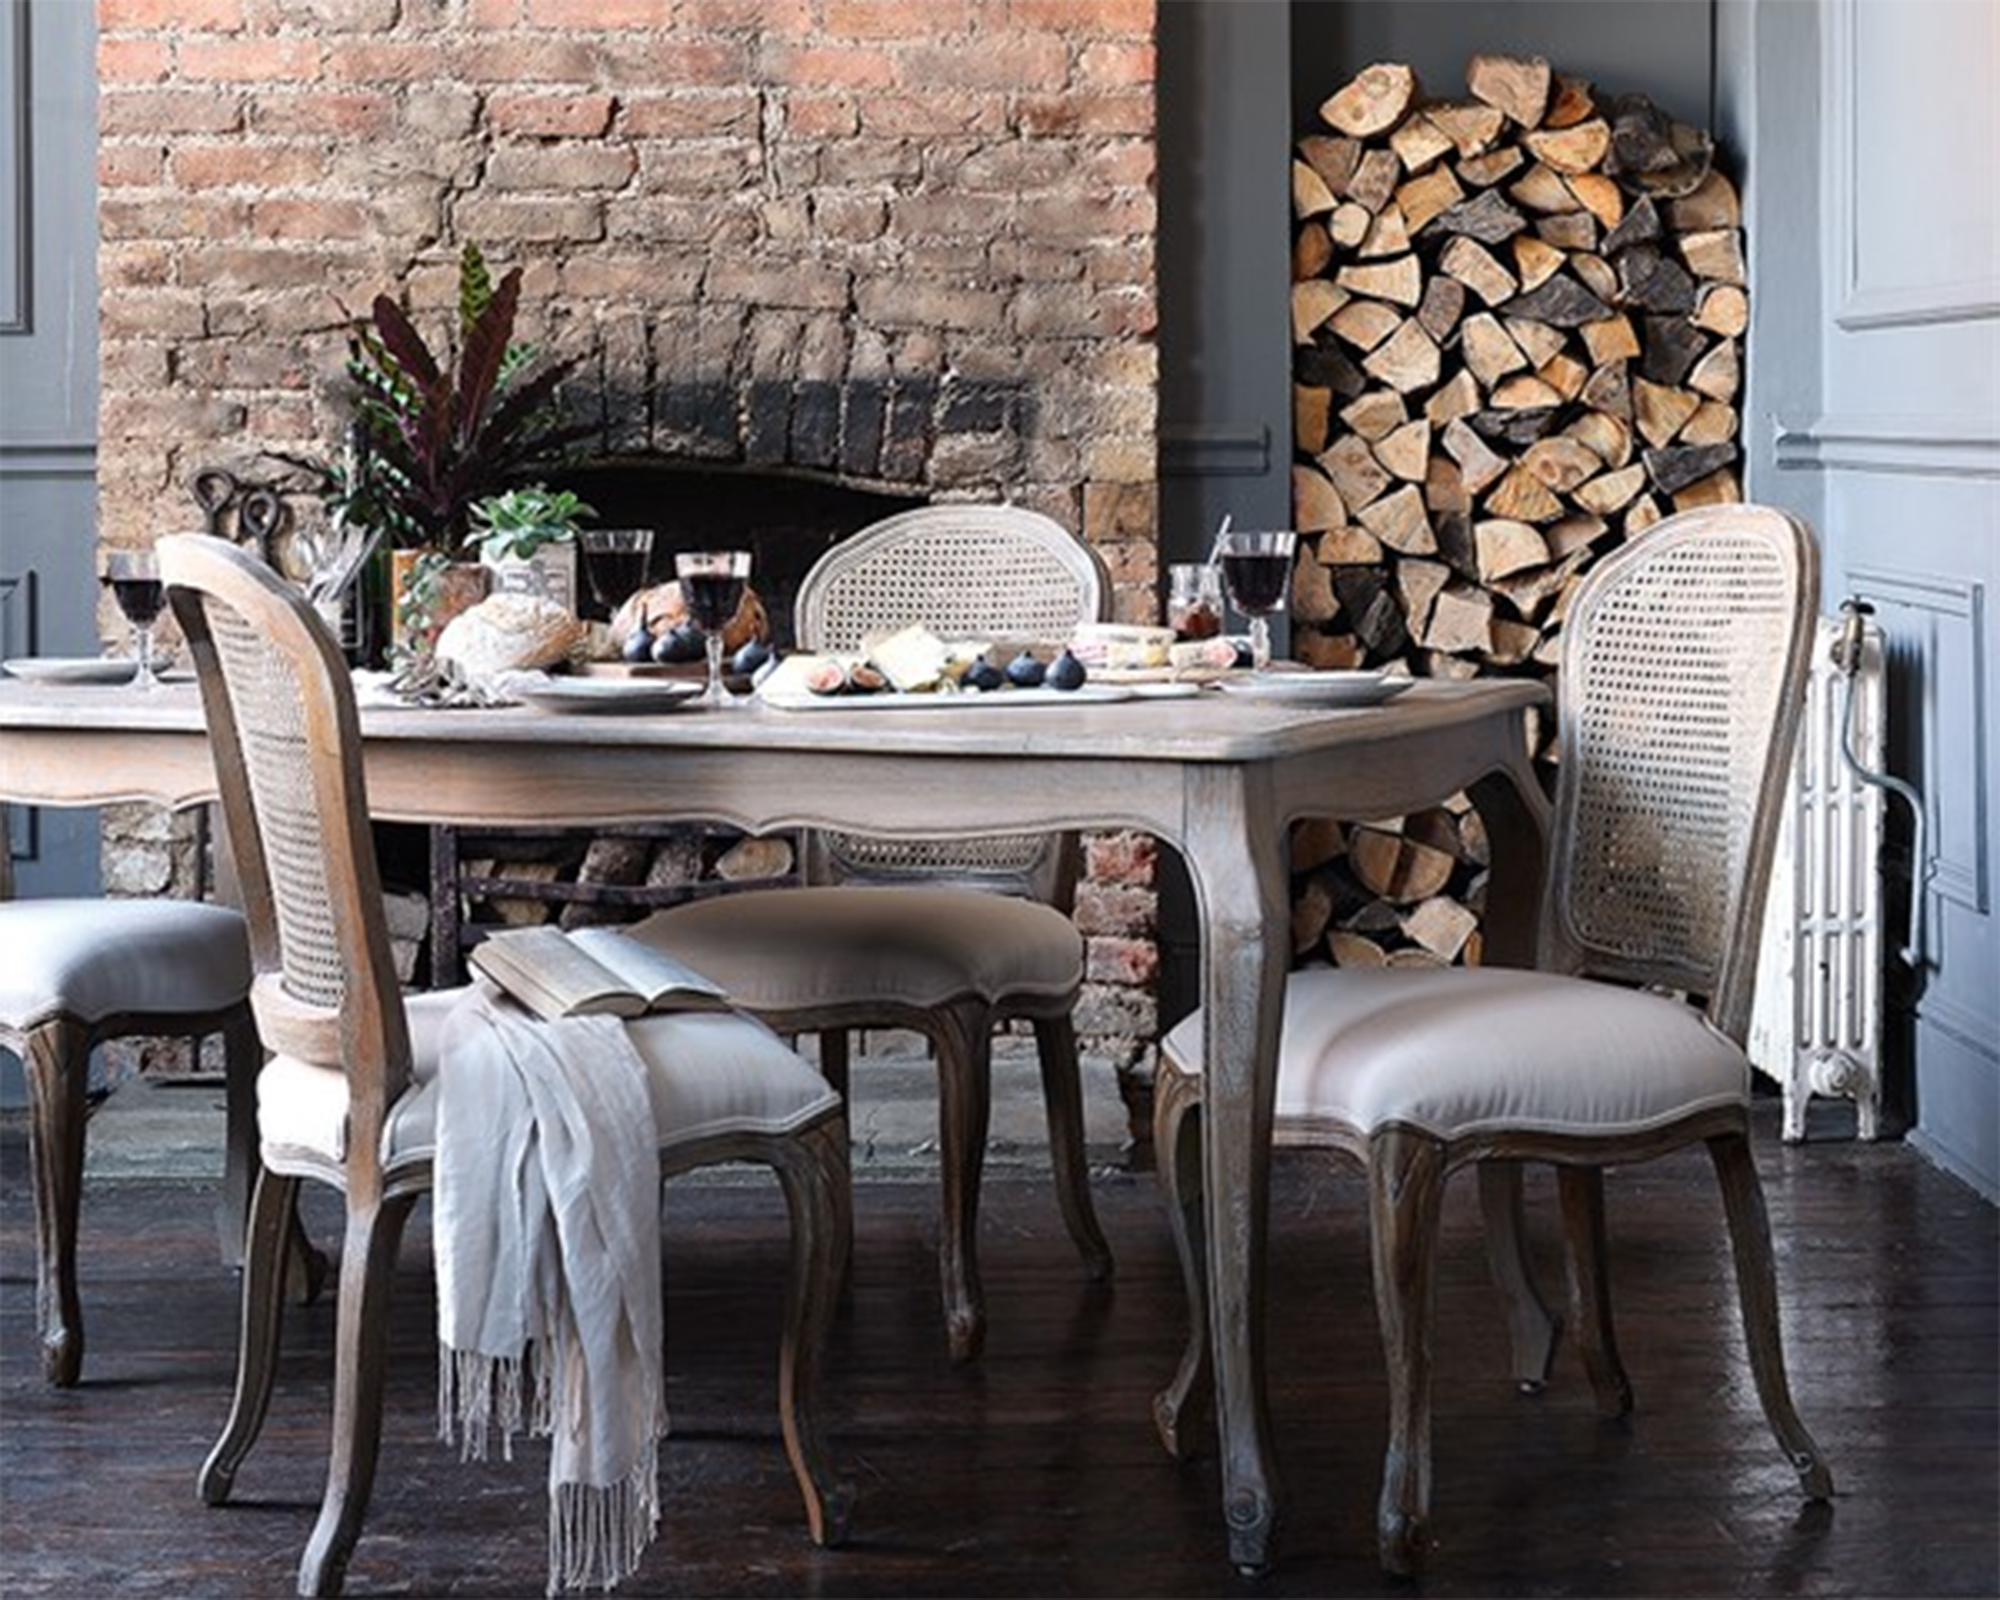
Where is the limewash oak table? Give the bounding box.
[0,672,1550,1571]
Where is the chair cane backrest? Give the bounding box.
[162,534,412,1173]
[1542,504,1818,1043]
[794,505,1108,902]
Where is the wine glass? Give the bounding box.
[1215,529,1298,673]
[103,550,167,690]
[674,549,751,707]
[578,527,654,622]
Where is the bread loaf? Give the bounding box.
[437,592,586,679]
[611,581,769,651]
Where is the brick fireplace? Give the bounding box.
[93,0,1165,1101]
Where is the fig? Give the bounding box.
[621,626,654,664]
[804,658,848,695]
[1004,649,1046,688]
[652,622,707,664]
[1045,648,1087,691]
[962,657,1004,692]
[847,663,888,694]
[731,637,773,676]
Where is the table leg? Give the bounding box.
[1184,769,1288,1573]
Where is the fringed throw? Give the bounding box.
[434,988,666,1594]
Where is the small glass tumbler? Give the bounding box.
[1165,562,1225,642]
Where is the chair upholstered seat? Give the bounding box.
[633,887,1084,1014]
[0,898,251,1030]
[256,987,845,1174]
[1161,967,1748,1142]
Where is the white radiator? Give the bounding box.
[1750,614,1887,1141]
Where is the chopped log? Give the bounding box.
[1601,193,1663,254]
[1605,93,1713,197]
[1673,467,1739,510]
[1486,465,1565,524]
[1570,251,1620,302]
[1396,166,1468,233]
[1321,61,1418,137]
[1566,172,1626,230]
[1416,274,1467,341]
[1525,119,1611,174]
[1457,146,1525,188]
[1444,415,1510,493]
[1572,461,1649,514]
[1300,629,1368,668]
[1333,566,1411,656]
[1490,372,1564,410]
[1291,278,1347,341]
[1359,206,1412,259]
[1580,360,1632,418]
[1350,148,1403,211]
[1422,584,1493,653]
[1618,245,1697,312]
[1474,516,1549,580]
[1329,929,1389,968]
[1424,367,1483,427]
[1467,53,1551,128]
[1395,558,1451,632]
[1534,210,1598,251]
[1668,169,1741,231]
[1644,440,1736,495]
[1505,315,1568,369]
[1640,313,1709,385]
[1292,816,1349,872]
[1688,338,1740,402]
[1297,338,1367,396]
[1510,162,1582,213]
[1693,282,1749,336]
[1317,523,1384,565]
[1522,435,1603,493]
[1422,648,1481,681]
[1424,455,1470,515]
[1545,73,1596,130]
[1292,462,1347,530]
[1431,101,1507,156]
[1293,160,1336,220]
[1544,512,1609,559]
[1329,201,1371,248]
[1331,296,1404,350]
[1298,134,1362,195]
[1341,389,1408,441]
[1538,351,1589,401]
[1626,492,1666,534]
[1487,617,1541,666]
[1680,398,1737,447]
[1349,825,1457,903]
[1362,317,1441,391]
[1512,233,1566,291]
[1375,417,1431,482]
[1427,188,1529,244]
[1337,254,1424,307]
[1468,404,1561,446]
[1292,545,1337,622]
[716,834,796,882]
[1403,895,1480,960]
[1501,272,1612,326]
[1579,311,1642,364]
[1321,433,1393,512]
[1440,236,1518,305]
[1292,873,1334,955]
[1293,221,1334,280]
[1295,384,1331,454]
[1633,376,1701,446]
[1460,311,1530,385]
[1490,544,1589,622]
[1564,408,1633,467]
[1390,114,1456,174]
[1357,483,1437,555]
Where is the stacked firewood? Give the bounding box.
[1285,55,1745,969]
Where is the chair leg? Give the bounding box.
[1476,1160,1562,1393]
[1706,1130,1835,1500]
[767,1118,856,1547]
[815,1029,855,1286]
[1556,1166,1634,1418]
[932,1000,993,1364]
[200,1166,298,1506]
[298,1193,418,1599]
[1367,1127,1447,1579]
[216,1009,260,1270]
[1032,1014,1113,1282]
[21,1016,90,1387]
[1149,1060,1210,1462]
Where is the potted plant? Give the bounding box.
[467,484,596,614]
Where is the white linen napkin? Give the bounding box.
[433,986,666,1595]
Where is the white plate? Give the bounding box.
[3,656,140,686]
[1214,671,1414,708]
[515,678,705,716]
[761,685,1137,712]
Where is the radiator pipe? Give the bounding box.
[1832,598,1929,977]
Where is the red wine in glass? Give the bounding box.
[578,528,654,621]
[674,550,752,705]
[1215,530,1298,672]
[681,570,746,632]
[103,551,166,689]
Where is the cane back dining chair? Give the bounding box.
[160,533,853,1596]
[0,840,255,1386]
[1151,503,1833,1575]
[632,503,1114,1364]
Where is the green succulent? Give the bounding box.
[468,485,597,563]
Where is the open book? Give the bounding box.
[468,925,731,1023]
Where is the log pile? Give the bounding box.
[1285,56,1745,970]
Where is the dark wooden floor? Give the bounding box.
[2,1102,1995,1599]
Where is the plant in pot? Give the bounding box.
[468,484,596,615]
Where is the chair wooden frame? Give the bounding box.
[162,535,852,1596]
[1152,504,1834,1575]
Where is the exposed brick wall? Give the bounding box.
[94,0,1164,1084]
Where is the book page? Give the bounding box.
[567,927,730,1010]
[470,926,643,1020]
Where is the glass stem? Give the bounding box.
[1249,616,1271,673]
[134,624,158,689]
[704,630,726,703]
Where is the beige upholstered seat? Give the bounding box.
[0,884,256,1387]
[161,534,853,1597]
[1151,504,1834,1576]
[633,503,1113,1364]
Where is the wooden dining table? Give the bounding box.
[0,669,1550,1572]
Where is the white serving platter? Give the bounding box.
[515,677,706,716]
[2,657,140,686]
[1213,671,1415,708]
